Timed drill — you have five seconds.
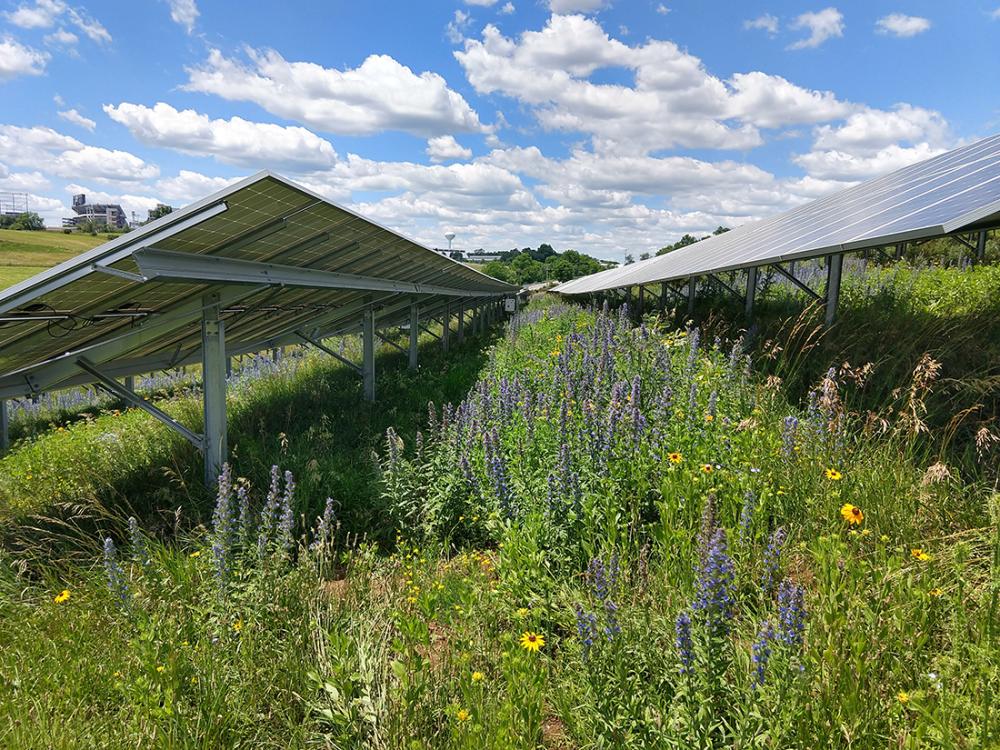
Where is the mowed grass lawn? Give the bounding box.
[0,229,105,290]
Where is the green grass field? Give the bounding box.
[0,258,998,747]
[0,229,104,290]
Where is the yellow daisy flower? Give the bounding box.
[519,631,545,653]
[840,503,864,525]
[471,671,484,682]
[701,464,714,474]
[456,708,470,722]
[825,468,843,481]
[53,589,71,604]
[897,691,909,704]
[668,452,683,464]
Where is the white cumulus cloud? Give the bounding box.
[875,13,930,37]
[103,101,340,171]
[744,13,778,35]
[788,7,844,49]
[426,135,473,163]
[183,48,485,138]
[58,108,95,130]
[0,36,48,80]
[165,0,198,34]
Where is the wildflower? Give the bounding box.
[761,527,786,595]
[674,610,693,674]
[406,596,416,604]
[54,589,71,604]
[189,550,201,559]
[840,503,864,525]
[456,709,470,722]
[232,619,243,633]
[880,534,890,543]
[471,671,484,682]
[575,604,598,659]
[103,537,130,610]
[825,468,843,481]
[156,665,166,673]
[516,607,529,618]
[701,464,714,474]
[911,548,932,561]
[705,413,715,423]
[777,579,807,648]
[693,528,735,637]
[929,588,943,597]
[897,691,910,704]
[519,631,545,653]
[751,620,775,686]
[128,516,149,566]
[668,452,683,464]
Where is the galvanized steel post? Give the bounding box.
[442,302,450,352]
[825,253,844,326]
[0,399,8,452]
[976,230,987,263]
[745,266,758,319]
[201,293,228,486]
[687,277,696,316]
[408,299,419,370]
[457,301,465,343]
[362,306,376,401]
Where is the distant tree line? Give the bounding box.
[0,212,45,231]
[656,225,730,256]
[480,243,608,284]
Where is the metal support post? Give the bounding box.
[201,294,228,486]
[362,306,375,401]
[745,266,758,319]
[976,230,987,263]
[660,282,668,310]
[825,253,844,326]
[0,399,8,452]
[687,277,696,316]
[226,357,233,379]
[457,301,465,343]
[442,302,450,352]
[408,299,419,370]
[124,375,135,393]
[638,285,645,317]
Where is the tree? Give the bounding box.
[482,260,517,284]
[656,233,700,256]
[510,252,546,284]
[449,250,464,260]
[639,252,651,261]
[623,253,635,265]
[713,225,731,235]
[544,249,602,282]
[10,212,44,231]
[148,204,174,221]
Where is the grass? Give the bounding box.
[0,228,104,291]
[0,288,997,748]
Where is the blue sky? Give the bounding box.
[1,0,998,260]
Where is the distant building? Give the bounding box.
[465,250,502,263]
[63,193,128,230]
[0,191,30,219]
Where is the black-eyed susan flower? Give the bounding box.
[840,503,864,525]
[911,548,931,561]
[519,631,545,653]
[668,452,683,464]
[232,619,243,633]
[53,589,71,604]
[825,468,843,481]
[701,464,714,473]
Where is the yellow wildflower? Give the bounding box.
[897,691,909,704]
[929,588,943,597]
[232,619,243,633]
[701,464,714,474]
[519,631,545,653]
[53,589,71,604]
[668,452,683,464]
[825,468,843,481]
[189,550,201,559]
[156,665,166,673]
[840,503,864,525]
[471,671,484,682]
[911,548,931,561]
[456,708,470,722]
[516,607,529,618]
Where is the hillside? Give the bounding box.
[0,229,104,291]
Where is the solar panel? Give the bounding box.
[0,171,515,398]
[554,133,1000,295]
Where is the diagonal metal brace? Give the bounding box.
[707,273,742,301]
[295,331,362,375]
[769,263,821,300]
[76,356,203,451]
[376,331,407,354]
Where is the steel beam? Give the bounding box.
[687,277,696,315]
[707,273,741,302]
[745,266,758,319]
[133,248,505,299]
[201,293,228,485]
[377,331,407,354]
[442,302,451,352]
[457,301,465,343]
[638,285,645,316]
[976,230,987,263]
[362,306,375,401]
[76,357,203,451]
[825,253,844,326]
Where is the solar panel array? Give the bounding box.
[554,133,1000,295]
[0,172,515,399]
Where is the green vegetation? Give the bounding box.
[0,228,104,290]
[0,278,997,747]
[480,244,608,285]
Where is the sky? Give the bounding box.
[0,1,998,261]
